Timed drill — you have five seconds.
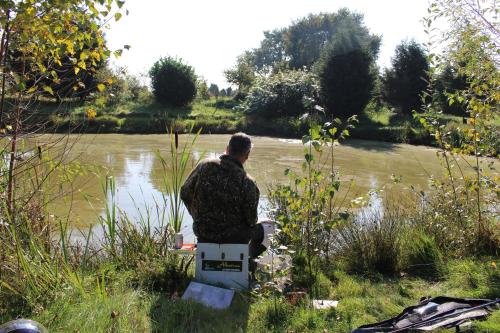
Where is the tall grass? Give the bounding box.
[99,175,118,256]
[0,129,204,321]
[157,128,202,233]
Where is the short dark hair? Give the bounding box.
[228,132,252,156]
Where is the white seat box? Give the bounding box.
[195,243,249,290]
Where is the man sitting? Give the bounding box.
[180,132,265,259]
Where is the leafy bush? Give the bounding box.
[239,70,320,118]
[149,57,197,106]
[96,67,151,106]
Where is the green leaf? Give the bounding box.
[114,12,122,21]
[311,140,321,152]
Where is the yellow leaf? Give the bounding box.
[43,86,54,95]
[86,108,97,120]
[97,84,106,92]
[107,78,113,85]
[74,67,80,75]
[115,13,122,21]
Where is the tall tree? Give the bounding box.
[223,51,255,92]
[285,9,379,69]
[208,83,219,97]
[382,40,429,115]
[316,31,377,118]
[245,9,380,73]
[252,29,288,75]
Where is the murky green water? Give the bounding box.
[45,134,495,242]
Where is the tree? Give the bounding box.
[316,32,376,118]
[382,40,429,115]
[285,10,380,70]
[224,51,256,93]
[226,87,233,97]
[252,29,288,75]
[196,78,210,100]
[0,0,127,216]
[219,88,226,97]
[149,56,197,106]
[208,83,219,97]
[231,9,381,78]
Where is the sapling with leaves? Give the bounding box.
[416,0,499,254]
[269,114,358,297]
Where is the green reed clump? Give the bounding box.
[333,202,405,276]
[156,127,202,234]
[401,230,445,279]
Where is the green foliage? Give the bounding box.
[156,129,202,233]
[196,78,210,100]
[250,9,380,73]
[417,0,499,256]
[149,57,197,106]
[316,32,376,118]
[402,231,444,279]
[0,0,125,102]
[382,40,429,115]
[240,69,320,118]
[224,51,256,92]
[208,83,219,97]
[335,201,405,275]
[434,64,468,116]
[268,117,358,294]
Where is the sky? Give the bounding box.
[106,0,430,87]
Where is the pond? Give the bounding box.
[44,134,491,242]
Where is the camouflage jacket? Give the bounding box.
[180,155,260,243]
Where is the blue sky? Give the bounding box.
[107,0,430,87]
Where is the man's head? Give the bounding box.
[226,132,252,164]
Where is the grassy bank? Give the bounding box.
[27,97,499,152]
[1,258,496,332]
[1,102,498,333]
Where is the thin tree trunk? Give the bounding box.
[0,11,10,125]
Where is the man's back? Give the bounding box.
[180,154,260,243]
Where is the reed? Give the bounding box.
[156,127,202,234]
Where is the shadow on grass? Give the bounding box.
[149,292,250,333]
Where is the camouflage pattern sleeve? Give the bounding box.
[242,178,260,227]
[180,163,203,214]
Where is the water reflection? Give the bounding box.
[47,134,496,242]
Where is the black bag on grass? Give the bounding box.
[352,296,499,332]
